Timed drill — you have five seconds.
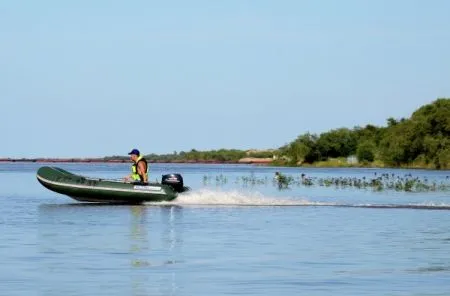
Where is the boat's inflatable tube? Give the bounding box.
[36,166,189,203]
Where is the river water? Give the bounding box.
[1,163,450,295]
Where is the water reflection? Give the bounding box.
[128,205,183,296]
[128,205,149,296]
[161,205,184,252]
[160,205,183,296]
[37,203,183,296]
[129,205,150,267]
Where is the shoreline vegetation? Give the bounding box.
[2,98,449,170]
[0,157,271,164]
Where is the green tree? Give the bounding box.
[437,147,450,169]
[356,141,376,162]
[281,133,319,164]
[379,98,450,167]
[316,128,358,159]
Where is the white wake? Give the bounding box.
[143,189,450,210]
[145,189,331,207]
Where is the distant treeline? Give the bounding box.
[104,149,275,163]
[146,149,247,162]
[104,98,449,169]
[279,98,450,169]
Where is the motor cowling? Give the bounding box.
[162,173,184,193]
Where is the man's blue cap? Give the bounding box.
[128,148,140,156]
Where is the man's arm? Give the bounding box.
[137,162,148,182]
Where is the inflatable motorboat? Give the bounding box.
[36,166,189,203]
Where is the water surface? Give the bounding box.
[1,163,450,295]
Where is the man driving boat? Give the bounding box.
[124,148,148,183]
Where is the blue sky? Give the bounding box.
[1,0,449,158]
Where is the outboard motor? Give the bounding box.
[162,173,184,193]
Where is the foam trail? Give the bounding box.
[146,189,330,207]
[144,189,450,210]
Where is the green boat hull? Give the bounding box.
[36,166,186,203]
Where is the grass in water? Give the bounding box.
[202,172,450,192]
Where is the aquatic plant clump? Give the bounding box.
[202,172,450,192]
